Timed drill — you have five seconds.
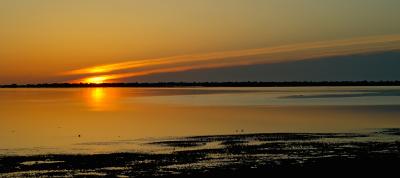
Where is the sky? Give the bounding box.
[129,51,400,82]
[0,0,400,84]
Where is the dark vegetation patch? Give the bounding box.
[0,129,399,177]
[375,128,400,136]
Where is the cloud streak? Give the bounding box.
[63,34,400,83]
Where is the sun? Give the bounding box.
[84,76,108,84]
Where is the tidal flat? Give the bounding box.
[1,128,399,177]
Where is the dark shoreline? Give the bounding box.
[1,129,399,177]
[1,81,400,88]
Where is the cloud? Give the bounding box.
[62,34,400,83]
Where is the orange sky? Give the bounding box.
[1,0,400,84]
[66,34,400,83]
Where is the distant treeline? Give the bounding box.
[1,81,400,88]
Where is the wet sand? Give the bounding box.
[1,128,399,177]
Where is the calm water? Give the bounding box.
[1,87,400,155]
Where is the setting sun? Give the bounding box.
[84,76,108,84]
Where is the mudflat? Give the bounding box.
[1,128,399,177]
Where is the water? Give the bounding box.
[1,86,400,155]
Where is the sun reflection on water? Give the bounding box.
[92,88,105,103]
[84,88,120,111]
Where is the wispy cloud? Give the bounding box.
[63,34,400,83]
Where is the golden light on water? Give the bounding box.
[92,88,105,103]
[85,88,107,111]
[83,88,123,111]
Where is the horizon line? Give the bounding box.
[2,81,400,88]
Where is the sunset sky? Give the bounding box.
[1,0,400,84]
